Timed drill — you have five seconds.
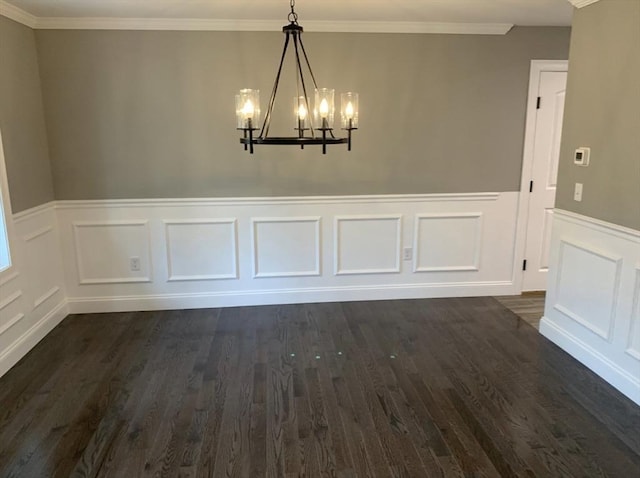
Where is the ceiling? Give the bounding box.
[3,0,574,26]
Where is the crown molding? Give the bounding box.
[1,7,513,35]
[0,0,36,28]
[33,17,287,31]
[567,0,601,8]
[34,17,514,35]
[299,20,514,35]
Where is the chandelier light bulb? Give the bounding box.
[242,99,255,119]
[298,103,308,120]
[345,102,354,119]
[340,92,358,132]
[319,99,329,118]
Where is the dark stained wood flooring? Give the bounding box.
[495,293,546,330]
[1,297,639,477]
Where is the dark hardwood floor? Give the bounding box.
[1,297,639,477]
[495,293,546,330]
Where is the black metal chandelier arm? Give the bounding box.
[297,36,319,92]
[260,31,292,139]
[241,137,348,146]
[292,32,316,136]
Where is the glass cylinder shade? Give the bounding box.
[294,96,310,130]
[340,92,359,129]
[236,89,260,129]
[314,88,335,129]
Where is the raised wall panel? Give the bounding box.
[0,313,25,337]
[0,310,27,360]
[0,290,22,312]
[627,268,640,361]
[0,266,28,359]
[73,221,151,284]
[252,217,321,278]
[165,219,237,281]
[0,273,22,325]
[553,240,622,341]
[414,213,482,272]
[335,215,401,275]
[23,226,61,308]
[0,290,24,336]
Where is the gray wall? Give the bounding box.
[0,17,54,213]
[556,0,640,230]
[35,27,570,200]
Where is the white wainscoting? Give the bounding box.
[414,213,483,272]
[540,209,640,405]
[73,220,152,284]
[252,217,321,278]
[627,268,640,361]
[54,192,520,312]
[165,219,238,281]
[0,203,68,377]
[335,215,402,275]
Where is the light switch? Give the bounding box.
[574,183,583,202]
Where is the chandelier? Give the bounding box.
[236,0,358,154]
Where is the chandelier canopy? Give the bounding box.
[236,0,358,154]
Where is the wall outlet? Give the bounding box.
[403,247,413,261]
[130,256,141,272]
[574,183,583,202]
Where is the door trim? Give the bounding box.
[512,60,569,293]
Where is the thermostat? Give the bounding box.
[574,147,590,166]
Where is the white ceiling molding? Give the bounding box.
[0,8,513,35]
[0,0,36,27]
[1,0,572,30]
[31,17,513,34]
[566,0,601,8]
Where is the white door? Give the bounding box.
[522,69,567,291]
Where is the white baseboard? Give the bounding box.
[0,300,68,377]
[67,280,515,314]
[540,317,640,405]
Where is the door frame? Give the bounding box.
[512,60,569,293]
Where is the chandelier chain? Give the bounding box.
[288,0,298,23]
